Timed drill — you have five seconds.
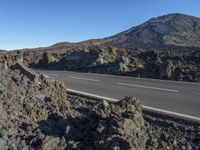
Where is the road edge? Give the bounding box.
[67,88,200,124]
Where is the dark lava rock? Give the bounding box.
[0,60,147,150]
[1,59,199,150]
[65,98,147,150]
[0,61,71,149]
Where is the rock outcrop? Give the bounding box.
[11,61,38,81]
[0,60,147,149]
[38,52,58,68]
[0,61,71,149]
[31,48,200,82]
[65,97,147,150]
[159,61,175,79]
[69,94,200,150]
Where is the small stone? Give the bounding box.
[181,145,186,150]
[65,126,71,134]
[186,143,192,150]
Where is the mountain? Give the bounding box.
[42,13,200,51]
[105,13,200,50]
[3,13,200,52]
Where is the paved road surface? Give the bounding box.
[36,70,200,118]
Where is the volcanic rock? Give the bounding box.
[64,97,147,150]
[0,60,147,149]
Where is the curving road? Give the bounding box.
[36,69,200,118]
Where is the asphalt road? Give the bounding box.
[36,70,200,118]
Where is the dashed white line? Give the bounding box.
[68,76,100,82]
[116,82,179,93]
[62,71,200,85]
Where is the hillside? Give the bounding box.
[8,13,200,53]
[106,13,200,50]
[36,13,200,51]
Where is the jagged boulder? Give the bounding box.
[38,52,57,67]
[0,62,71,149]
[159,61,175,79]
[118,56,144,73]
[0,60,147,149]
[65,97,147,150]
[11,61,38,81]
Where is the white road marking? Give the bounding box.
[68,76,100,82]
[143,106,200,122]
[62,71,200,85]
[67,89,200,122]
[116,82,179,93]
[67,89,118,102]
[36,70,200,85]
[47,73,60,77]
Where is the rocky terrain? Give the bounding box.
[30,47,200,82]
[69,94,200,150]
[0,59,148,150]
[1,46,200,83]
[0,57,200,149]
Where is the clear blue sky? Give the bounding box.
[0,0,199,50]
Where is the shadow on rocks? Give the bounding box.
[35,96,147,150]
[66,97,146,150]
[64,115,132,150]
[38,113,68,137]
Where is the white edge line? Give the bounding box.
[68,89,118,102]
[116,82,179,93]
[68,76,100,82]
[67,88,200,122]
[143,106,200,122]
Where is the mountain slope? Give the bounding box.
[106,13,200,49]
[43,13,200,51]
